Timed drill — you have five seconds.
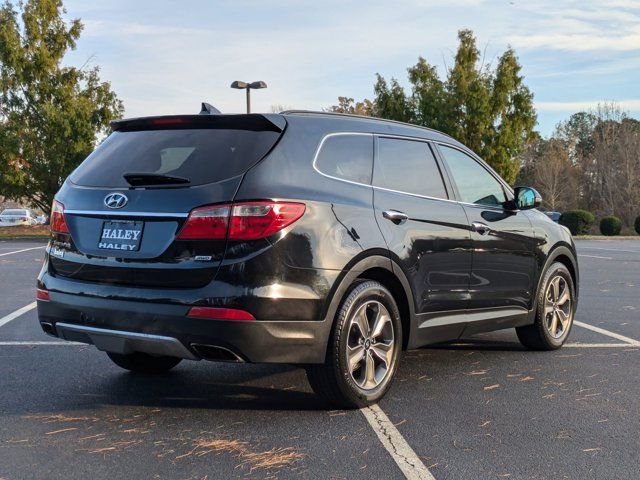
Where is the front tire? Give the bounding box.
[306,280,402,409]
[107,351,182,373]
[516,262,575,350]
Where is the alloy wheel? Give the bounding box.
[544,275,572,339]
[345,300,395,390]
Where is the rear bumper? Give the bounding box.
[37,292,331,364]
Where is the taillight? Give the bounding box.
[176,204,230,239]
[177,201,305,240]
[229,202,306,240]
[50,200,69,234]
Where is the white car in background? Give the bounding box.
[0,208,38,226]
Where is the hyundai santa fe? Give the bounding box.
[37,110,579,408]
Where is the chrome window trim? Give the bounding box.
[311,131,515,212]
[312,132,457,204]
[65,209,188,218]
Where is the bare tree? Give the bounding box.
[519,138,578,211]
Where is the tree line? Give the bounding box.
[518,105,640,227]
[329,30,639,231]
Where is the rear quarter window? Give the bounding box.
[374,137,447,199]
[315,134,373,184]
[70,129,281,188]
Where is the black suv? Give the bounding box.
[37,110,579,408]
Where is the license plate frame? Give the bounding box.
[98,220,144,252]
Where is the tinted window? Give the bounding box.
[70,129,281,187]
[439,145,506,206]
[374,138,447,198]
[315,134,373,184]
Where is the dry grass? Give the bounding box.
[0,224,49,238]
[24,414,99,423]
[177,438,304,472]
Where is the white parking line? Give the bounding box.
[361,404,436,480]
[574,321,640,346]
[565,343,639,348]
[0,245,46,257]
[0,341,84,346]
[578,254,612,260]
[578,246,640,254]
[0,302,36,328]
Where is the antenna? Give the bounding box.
[199,102,221,115]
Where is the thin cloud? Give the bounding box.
[536,100,640,112]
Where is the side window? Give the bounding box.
[439,145,506,207]
[315,134,373,184]
[374,137,447,198]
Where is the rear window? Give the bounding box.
[315,134,373,184]
[70,129,281,187]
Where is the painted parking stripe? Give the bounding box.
[565,343,639,348]
[0,245,46,257]
[0,302,36,329]
[578,254,612,260]
[574,321,640,345]
[0,341,84,346]
[578,246,640,254]
[361,404,436,480]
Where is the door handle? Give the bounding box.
[471,221,491,236]
[383,210,409,225]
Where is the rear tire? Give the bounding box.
[107,351,182,373]
[516,262,575,350]
[306,280,402,409]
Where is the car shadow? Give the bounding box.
[2,360,333,416]
[96,363,328,411]
[422,338,529,352]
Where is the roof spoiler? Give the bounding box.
[110,113,286,133]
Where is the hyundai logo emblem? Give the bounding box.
[104,193,128,209]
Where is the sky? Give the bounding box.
[61,0,640,136]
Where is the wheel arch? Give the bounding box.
[534,243,579,312]
[321,252,415,351]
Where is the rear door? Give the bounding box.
[372,136,472,320]
[52,115,284,289]
[436,143,536,312]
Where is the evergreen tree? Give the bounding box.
[0,0,123,212]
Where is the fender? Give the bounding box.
[531,243,579,316]
[320,251,416,346]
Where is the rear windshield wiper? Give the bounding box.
[123,173,190,186]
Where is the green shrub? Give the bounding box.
[559,210,595,235]
[635,215,640,235]
[599,216,622,236]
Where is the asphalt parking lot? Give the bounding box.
[0,239,638,480]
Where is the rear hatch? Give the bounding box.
[49,114,285,289]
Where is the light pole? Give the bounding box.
[230,81,267,114]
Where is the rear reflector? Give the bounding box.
[36,289,50,301]
[177,201,305,241]
[187,306,255,321]
[50,200,69,234]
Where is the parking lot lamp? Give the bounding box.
[230,80,267,113]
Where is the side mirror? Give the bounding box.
[513,186,542,210]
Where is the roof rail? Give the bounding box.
[280,109,455,140]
